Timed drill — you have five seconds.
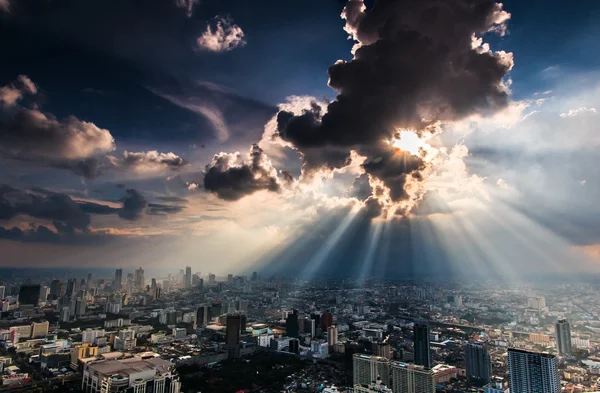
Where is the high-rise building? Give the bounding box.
[114,269,123,291]
[135,267,145,289]
[353,354,390,386]
[303,318,316,338]
[327,325,338,346]
[321,312,334,331]
[465,342,492,386]
[184,267,192,289]
[226,315,242,359]
[208,274,216,285]
[195,305,211,329]
[49,280,61,298]
[391,362,435,393]
[507,348,560,393]
[227,274,233,285]
[65,279,76,298]
[555,318,572,356]
[0,286,5,299]
[286,309,300,338]
[413,319,431,368]
[18,284,40,306]
[39,286,49,303]
[251,272,258,282]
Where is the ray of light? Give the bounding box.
[299,205,361,281]
[358,221,384,281]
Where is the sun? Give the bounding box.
[391,130,431,156]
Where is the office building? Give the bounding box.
[321,312,334,331]
[507,348,560,393]
[391,362,435,393]
[289,338,300,354]
[184,266,192,289]
[135,267,145,289]
[226,314,242,359]
[39,286,49,303]
[18,284,40,306]
[32,321,49,338]
[286,309,300,338]
[465,342,492,386]
[353,354,390,386]
[0,286,5,299]
[303,318,316,338]
[82,357,180,393]
[555,318,572,356]
[413,319,431,368]
[114,269,122,291]
[375,343,391,360]
[195,305,211,329]
[208,273,216,284]
[328,325,338,346]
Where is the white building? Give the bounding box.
[82,357,180,393]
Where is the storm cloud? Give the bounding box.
[275,0,513,203]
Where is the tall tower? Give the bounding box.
[508,348,560,393]
[413,319,431,368]
[185,266,192,289]
[465,342,492,386]
[226,314,242,359]
[555,318,572,356]
[135,267,145,289]
[114,269,122,291]
[285,309,299,338]
[327,325,339,346]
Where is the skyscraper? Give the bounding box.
[413,319,431,368]
[135,267,145,289]
[184,266,192,289]
[195,305,211,329]
[327,325,338,346]
[0,286,5,299]
[353,354,390,386]
[507,349,560,393]
[286,309,300,338]
[18,284,40,306]
[555,318,572,356]
[391,362,435,393]
[114,269,123,291]
[226,315,242,359]
[321,312,333,331]
[465,342,492,386]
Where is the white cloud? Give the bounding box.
[560,107,598,118]
[197,16,246,53]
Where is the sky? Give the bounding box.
[1,0,600,279]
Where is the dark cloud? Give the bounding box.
[77,201,120,215]
[119,189,148,220]
[275,0,513,202]
[148,203,185,215]
[155,196,189,203]
[0,185,90,232]
[348,173,372,201]
[203,144,281,200]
